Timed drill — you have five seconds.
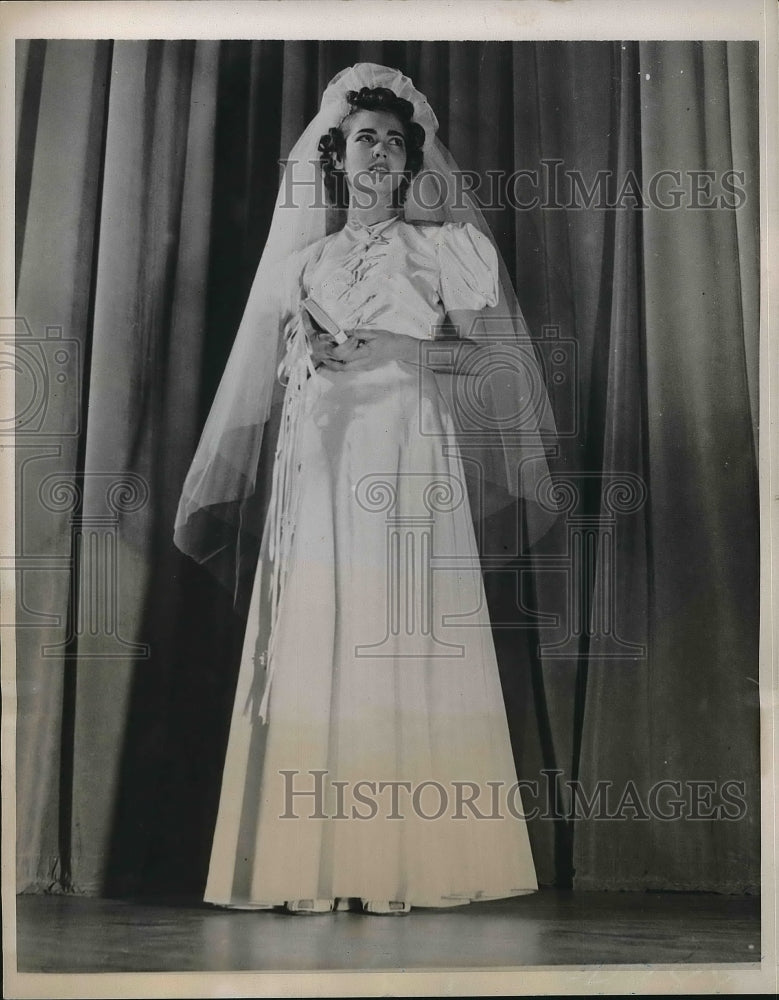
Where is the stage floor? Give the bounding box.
[16,888,760,972]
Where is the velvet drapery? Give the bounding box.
[14,39,759,896]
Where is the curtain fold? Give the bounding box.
[725,41,760,449]
[15,38,113,892]
[15,39,760,896]
[69,39,225,893]
[570,40,653,888]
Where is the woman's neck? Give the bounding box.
[346,202,400,229]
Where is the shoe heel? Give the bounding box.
[285,899,334,914]
[361,899,411,915]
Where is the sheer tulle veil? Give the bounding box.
[174,63,559,601]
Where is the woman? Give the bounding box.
[174,65,557,915]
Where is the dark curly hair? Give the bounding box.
[318,87,426,209]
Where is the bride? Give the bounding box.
[174,64,557,915]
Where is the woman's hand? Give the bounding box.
[298,309,360,371]
[337,329,419,372]
[308,331,363,371]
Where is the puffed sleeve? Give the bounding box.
[436,222,500,312]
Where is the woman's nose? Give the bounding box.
[371,143,387,159]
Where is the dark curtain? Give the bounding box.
[15,39,759,896]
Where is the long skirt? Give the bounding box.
[204,359,537,907]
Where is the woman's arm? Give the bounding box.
[423,308,482,374]
[444,308,480,342]
[308,310,486,374]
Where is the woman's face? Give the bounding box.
[336,109,409,204]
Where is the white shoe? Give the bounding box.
[284,899,334,914]
[361,899,411,915]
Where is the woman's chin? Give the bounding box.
[349,175,400,198]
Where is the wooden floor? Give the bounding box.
[16,889,760,972]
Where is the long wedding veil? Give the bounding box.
[174,63,559,602]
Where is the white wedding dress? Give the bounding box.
[204,217,538,907]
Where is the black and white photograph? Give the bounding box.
[3,1,777,996]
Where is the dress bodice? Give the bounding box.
[298,218,500,340]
